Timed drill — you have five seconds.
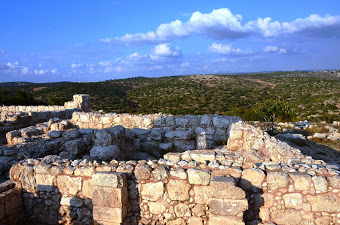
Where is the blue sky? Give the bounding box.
[0,0,340,82]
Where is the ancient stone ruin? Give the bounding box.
[0,94,339,225]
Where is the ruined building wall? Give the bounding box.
[8,148,340,225]
[71,112,242,152]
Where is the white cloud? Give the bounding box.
[102,8,340,45]
[51,68,58,74]
[21,66,29,75]
[264,45,287,54]
[71,63,83,68]
[34,69,48,75]
[151,43,182,57]
[181,62,190,68]
[209,43,250,55]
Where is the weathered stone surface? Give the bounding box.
[267,172,289,190]
[211,176,245,200]
[74,167,95,177]
[306,194,340,212]
[328,175,340,189]
[187,169,211,185]
[192,204,205,217]
[141,182,164,201]
[167,179,190,201]
[174,203,191,217]
[283,193,303,209]
[57,176,82,195]
[148,201,167,214]
[92,172,125,188]
[312,176,328,192]
[90,145,120,161]
[193,186,211,204]
[208,214,245,225]
[170,168,187,179]
[240,169,265,191]
[271,209,302,225]
[93,206,125,223]
[167,218,186,225]
[165,130,190,140]
[209,199,248,217]
[152,166,168,180]
[187,217,203,225]
[92,186,127,208]
[189,150,215,163]
[289,173,311,191]
[134,164,151,181]
[82,179,93,198]
[60,197,83,207]
[35,174,55,192]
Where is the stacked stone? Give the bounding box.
[64,94,92,112]
[71,112,242,152]
[7,147,340,225]
[0,105,66,113]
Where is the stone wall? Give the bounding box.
[0,180,24,225]
[71,112,242,152]
[8,147,340,225]
[0,94,91,113]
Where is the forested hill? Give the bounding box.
[0,71,339,122]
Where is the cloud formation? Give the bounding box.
[102,8,340,45]
[209,43,244,54]
[151,43,182,58]
[264,46,287,54]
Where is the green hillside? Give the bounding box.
[1,71,339,122]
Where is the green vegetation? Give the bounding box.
[0,71,339,123]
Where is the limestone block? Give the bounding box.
[283,193,303,209]
[289,173,312,191]
[175,203,191,217]
[35,174,55,192]
[57,176,82,195]
[167,218,186,225]
[240,169,265,191]
[167,179,190,201]
[174,140,195,151]
[187,168,211,185]
[201,115,212,126]
[163,152,181,161]
[271,209,302,225]
[170,168,187,179]
[159,142,173,151]
[312,176,328,192]
[267,172,289,190]
[150,128,164,141]
[193,186,211,204]
[19,166,36,189]
[189,150,215,163]
[134,164,151,181]
[189,118,200,126]
[141,182,164,201]
[212,117,230,129]
[93,206,125,224]
[195,127,207,150]
[152,166,168,180]
[211,176,245,200]
[165,130,190,140]
[148,201,167,214]
[175,118,189,127]
[60,196,83,207]
[94,129,113,146]
[208,214,245,225]
[328,175,340,189]
[82,179,93,199]
[166,116,175,126]
[306,194,340,212]
[188,217,203,225]
[92,186,128,208]
[154,117,165,126]
[209,199,248,217]
[74,167,95,177]
[90,145,120,161]
[92,172,125,188]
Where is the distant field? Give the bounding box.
[1,71,339,122]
